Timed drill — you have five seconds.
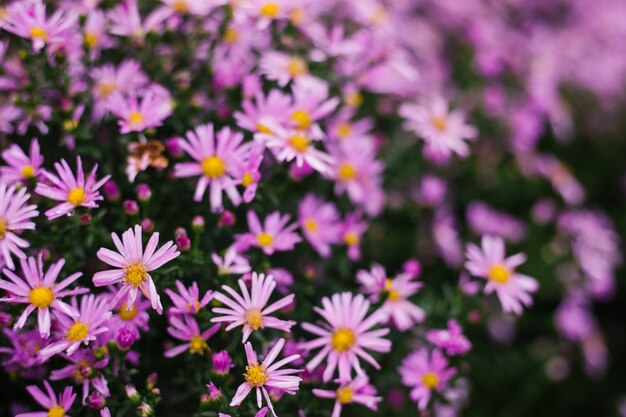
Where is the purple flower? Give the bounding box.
[399,348,456,411]
[234,210,301,255]
[164,315,221,357]
[165,280,213,315]
[16,380,76,417]
[298,194,342,258]
[426,320,472,356]
[312,376,381,417]
[0,138,44,184]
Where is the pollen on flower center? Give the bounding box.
[287,57,307,76]
[338,163,357,181]
[129,111,144,127]
[67,322,89,342]
[344,231,359,246]
[488,265,510,284]
[68,188,86,206]
[47,405,65,417]
[189,335,208,354]
[291,110,312,129]
[0,218,8,239]
[172,0,189,13]
[119,304,138,321]
[98,82,118,97]
[84,32,99,48]
[242,172,254,187]
[256,232,274,247]
[431,116,448,132]
[29,287,54,309]
[21,164,35,178]
[30,27,47,40]
[245,363,267,387]
[289,134,310,152]
[336,387,353,404]
[422,371,439,389]
[387,289,401,301]
[331,328,356,352]
[201,156,226,178]
[223,27,238,43]
[245,309,263,330]
[337,122,352,138]
[257,123,273,134]
[187,300,201,313]
[260,2,280,18]
[304,218,318,232]
[124,262,147,286]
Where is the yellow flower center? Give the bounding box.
[431,116,448,132]
[128,111,144,128]
[260,3,280,18]
[245,363,267,387]
[84,32,98,48]
[98,82,118,98]
[290,7,305,24]
[304,218,318,232]
[387,289,401,301]
[288,134,310,152]
[187,300,201,312]
[256,233,274,248]
[30,27,47,41]
[189,335,208,354]
[422,372,439,389]
[245,309,263,330]
[0,218,8,239]
[48,406,65,417]
[344,91,363,107]
[337,163,357,181]
[337,122,352,138]
[488,265,511,284]
[344,231,359,246]
[172,0,189,13]
[223,27,238,43]
[68,188,86,206]
[331,328,356,352]
[124,262,147,286]
[291,110,312,129]
[287,57,307,77]
[257,123,273,134]
[21,164,35,178]
[201,156,226,178]
[29,287,54,309]
[336,387,353,404]
[384,278,393,291]
[242,172,254,187]
[63,119,78,132]
[119,304,138,321]
[67,322,89,342]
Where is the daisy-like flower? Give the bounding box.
[90,60,149,119]
[35,157,110,220]
[259,51,310,87]
[0,138,44,184]
[39,295,112,361]
[465,235,539,315]
[165,280,213,315]
[312,376,382,417]
[158,0,225,17]
[301,292,391,382]
[93,225,180,314]
[16,380,76,417]
[234,210,301,255]
[0,256,86,338]
[230,338,302,417]
[298,194,342,258]
[340,211,368,261]
[50,349,110,402]
[107,88,173,134]
[211,272,295,343]
[238,0,290,30]
[165,315,221,358]
[399,96,477,159]
[426,319,472,356]
[234,89,291,135]
[288,78,340,137]
[174,124,249,211]
[212,246,252,276]
[231,143,264,204]
[399,348,457,410]
[0,183,39,270]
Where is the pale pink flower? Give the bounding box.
[237,0,290,30]
[259,51,310,87]
[0,256,86,338]
[211,272,295,342]
[158,0,225,17]
[212,246,252,276]
[234,210,301,255]
[16,380,76,417]
[83,9,113,59]
[165,280,213,315]
[301,292,391,382]
[298,194,341,258]
[91,60,149,119]
[339,211,368,261]
[92,225,180,314]
[0,138,44,184]
[107,88,173,134]
[312,376,381,417]
[0,183,39,270]
[426,320,472,356]
[164,315,221,357]
[234,89,291,134]
[108,0,168,42]
[399,348,457,410]
[288,77,340,137]
[230,338,302,417]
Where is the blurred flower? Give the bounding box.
[399,348,456,410]
[164,315,220,357]
[16,380,76,417]
[234,210,301,255]
[312,376,381,417]
[0,138,44,185]
[0,184,39,270]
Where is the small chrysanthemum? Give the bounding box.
[0,138,44,184]
[107,88,173,134]
[93,225,180,314]
[298,194,342,258]
[399,348,457,410]
[16,380,76,417]
[212,246,252,276]
[426,319,472,356]
[165,280,213,315]
[165,315,221,358]
[35,156,110,220]
[234,210,301,255]
[211,272,296,342]
[0,183,38,270]
[312,376,382,417]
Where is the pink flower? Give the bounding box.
[174,123,249,211]
[465,235,539,315]
[16,380,76,417]
[165,280,213,315]
[50,349,110,402]
[298,194,342,258]
[399,348,456,410]
[234,89,291,135]
[165,315,221,357]
[231,143,264,204]
[212,246,252,276]
[312,376,381,417]
[230,338,302,416]
[0,183,39,270]
[39,295,112,361]
[426,320,472,356]
[301,292,391,382]
[107,88,173,134]
[339,211,368,261]
[93,225,180,314]
[90,60,149,119]
[35,157,111,220]
[0,138,44,184]
[287,78,339,137]
[0,255,86,338]
[158,0,225,17]
[211,272,295,342]
[83,9,113,59]
[234,210,301,255]
[259,51,310,86]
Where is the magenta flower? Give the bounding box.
[0,256,86,338]
[16,380,76,417]
[0,138,44,184]
[107,88,173,134]
[93,225,180,314]
[39,295,112,361]
[465,235,539,315]
[230,338,302,416]
[50,349,110,402]
[288,78,339,137]
[234,210,301,255]
[211,272,295,343]
[35,157,111,220]
[231,143,264,204]
[212,246,252,276]
[165,315,221,357]
[301,292,391,382]
[165,280,213,315]
[399,348,457,410]
[174,123,249,211]
[0,184,39,270]
[312,376,382,417]
[426,320,472,356]
[298,194,341,258]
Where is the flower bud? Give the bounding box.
[80,213,92,226]
[86,392,106,409]
[211,351,232,376]
[176,234,191,252]
[124,200,139,216]
[137,183,152,202]
[104,181,120,202]
[117,325,139,350]
[141,218,154,232]
[218,210,235,227]
[192,215,205,233]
